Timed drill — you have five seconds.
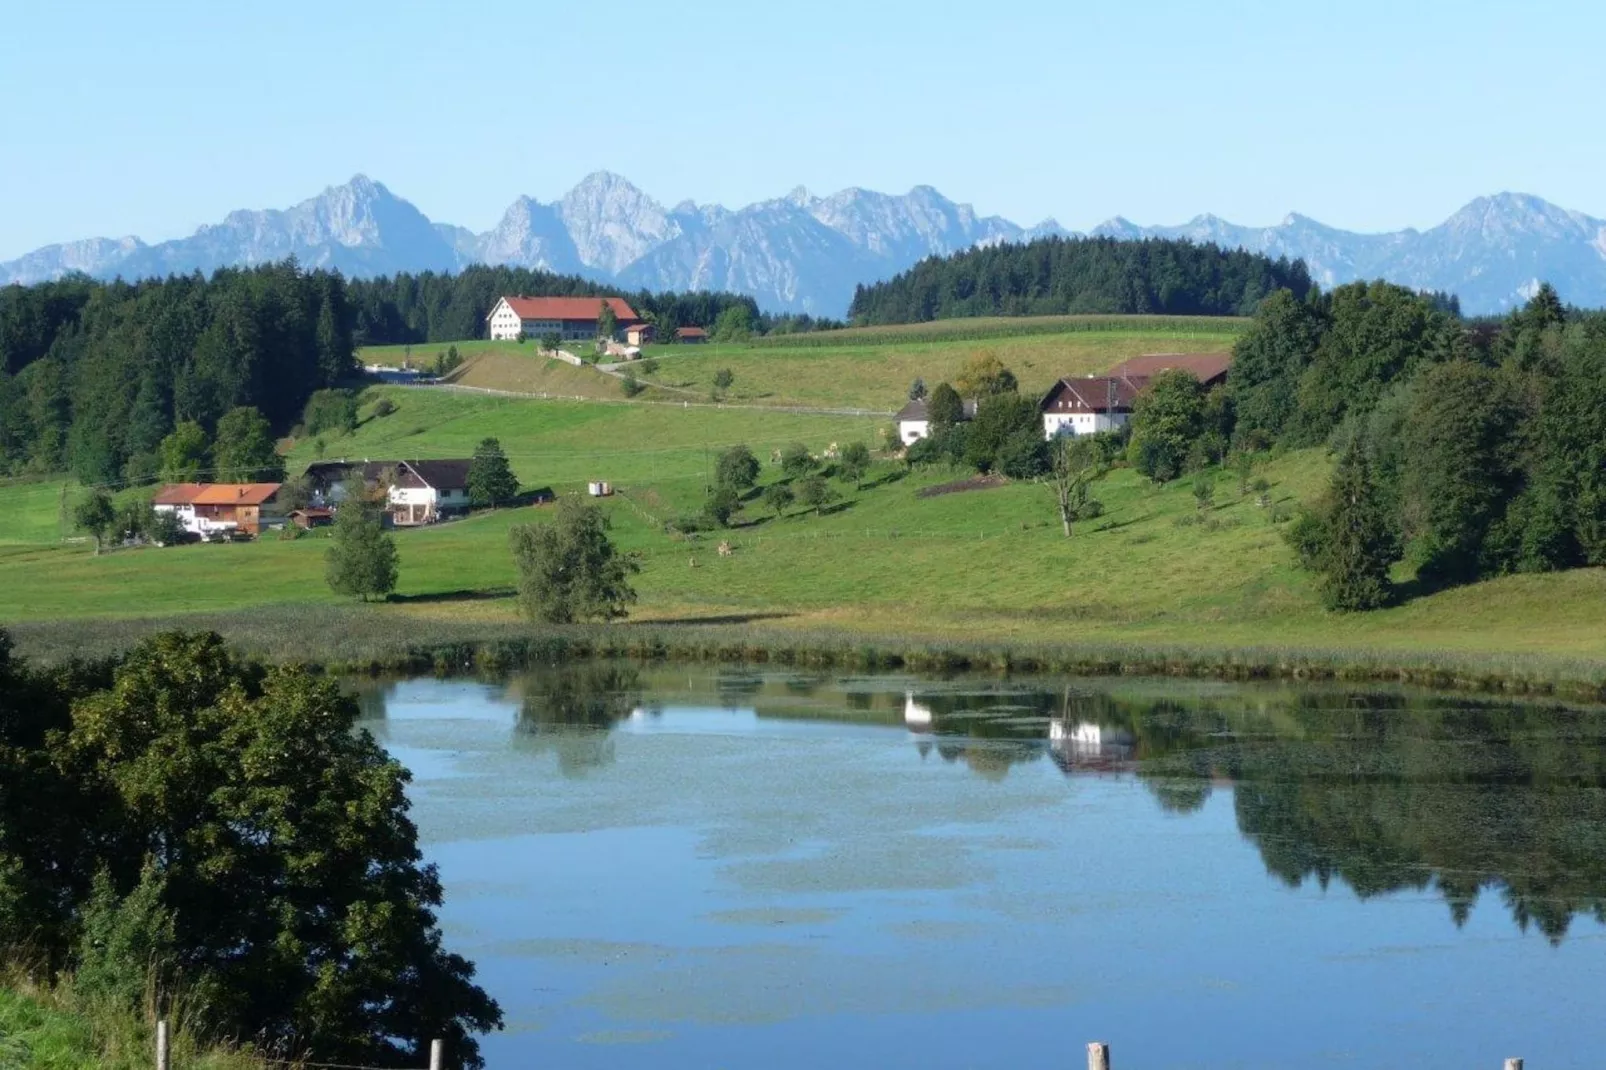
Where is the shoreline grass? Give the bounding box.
[8,604,1605,702]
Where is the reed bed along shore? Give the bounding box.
[11,605,1606,702]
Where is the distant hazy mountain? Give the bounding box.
[1093,194,1606,315]
[4,173,1604,316]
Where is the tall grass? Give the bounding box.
[0,966,281,1070]
[8,606,1605,701]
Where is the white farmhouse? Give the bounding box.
[895,397,978,445]
[486,295,643,342]
[303,459,474,525]
[1039,376,1143,439]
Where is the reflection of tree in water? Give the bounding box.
[514,664,643,776]
[908,681,1606,940]
[915,690,1061,779]
[1126,693,1606,944]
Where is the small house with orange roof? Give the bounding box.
[152,482,283,538]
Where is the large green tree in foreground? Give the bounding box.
[509,497,639,623]
[0,631,502,1068]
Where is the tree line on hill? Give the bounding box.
[0,262,846,485]
[846,236,1320,324]
[1263,281,1606,609]
[344,264,841,347]
[0,265,354,485]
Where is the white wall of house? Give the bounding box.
[153,503,202,535]
[899,418,930,445]
[487,298,524,340]
[1043,412,1129,439]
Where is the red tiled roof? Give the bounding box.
[675,326,708,338]
[191,483,282,506]
[153,483,206,505]
[1108,352,1231,383]
[498,296,640,322]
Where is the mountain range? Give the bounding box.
[4,173,1604,317]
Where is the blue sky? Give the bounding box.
[1,0,1602,259]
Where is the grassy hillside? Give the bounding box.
[361,317,1243,412]
[4,383,1606,682]
[752,314,1250,347]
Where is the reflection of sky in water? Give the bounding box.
[357,674,1606,1069]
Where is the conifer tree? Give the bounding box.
[467,437,518,507]
[1317,439,1398,611]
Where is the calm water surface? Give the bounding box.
[353,667,1606,1069]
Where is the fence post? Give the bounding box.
[1087,1041,1110,1070]
[1504,1061,1523,1070]
[430,1037,445,1070]
[155,1020,170,1070]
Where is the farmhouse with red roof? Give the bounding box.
[486,295,642,342]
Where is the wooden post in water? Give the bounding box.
[155,1020,170,1070]
[1504,1060,1523,1070]
[1087,1041,1110,1070]
[429,1037,445,1070]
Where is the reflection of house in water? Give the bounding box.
[1048,718,1137,775]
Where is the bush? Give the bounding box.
[704,486,741,527]
[371,396,396,418]
[996,431,1048,480]
[302,389,358,436]
[620,373,645,398]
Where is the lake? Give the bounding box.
[353,666,1606,1069]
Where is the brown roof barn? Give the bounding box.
[1107,352,1231,386]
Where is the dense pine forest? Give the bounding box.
[846,236,1318,324]
[0,264,824,484]
[0,265,354,485]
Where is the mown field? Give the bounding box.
[360,316,1244,412]
[5,382,1606,680]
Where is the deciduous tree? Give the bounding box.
[1127,370,1204,483]
[762,481,794,518]
[158,420,209,483]
[837,442,871,488]
[325,499,398,601]
[509,497,639,623]
[1046,435,1106,537]
[213,406,284,483]
[716,445,760,491]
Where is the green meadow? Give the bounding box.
[359,316,1245,411]
[4,377,1606,683]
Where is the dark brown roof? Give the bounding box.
[403,459,473,491]
[1108,352,1231,384]
[304,459,472,491]
[1040,376,1147,414]
[896,397,979,421]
